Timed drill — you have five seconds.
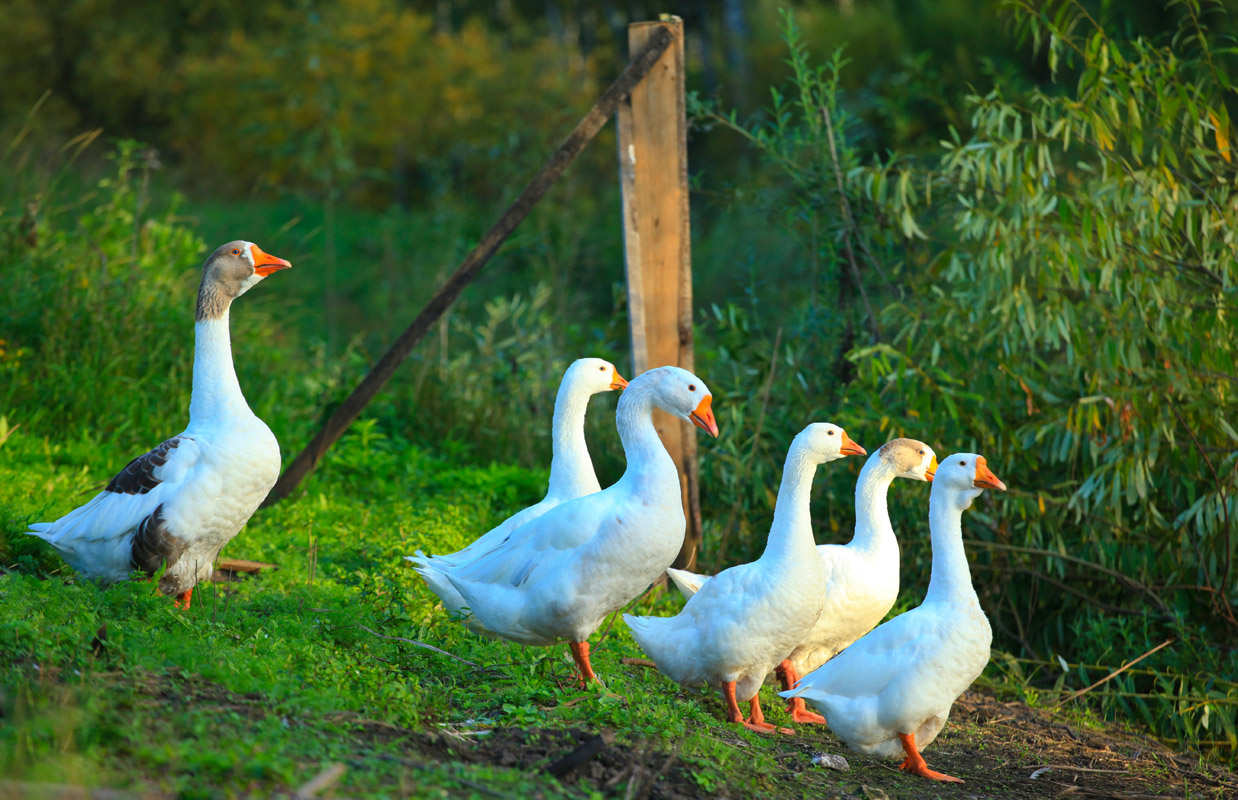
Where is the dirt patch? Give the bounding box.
[750,689,1238,800]
[120,673,1238,799]
[307,690,1238,799]
[422,727,697,800]
[409,688,1238,799]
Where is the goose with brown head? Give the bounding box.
[28,240,292,609]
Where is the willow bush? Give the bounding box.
[856,0,1238,645]
[696,1,1237,761]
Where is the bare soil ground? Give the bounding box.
[5,673,1235,799]
[193,677,1238,798]
[419,689,1238,799]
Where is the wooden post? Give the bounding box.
[617,16,701,570]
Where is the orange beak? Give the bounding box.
[925,455,939,482]
[839,431,867,457]
[689,395,719,438]
[973,456,1007,491]
[251,243,292,277]
[610,368,628,391]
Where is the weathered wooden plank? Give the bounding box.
[618,17,701,570]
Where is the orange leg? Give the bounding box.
[722,683,790,735]
[569,641,597,686]
[174,589,193,610]
[775,659,827,725]
[748,694,794,735]
[897,732,963,783]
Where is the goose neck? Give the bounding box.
[188,311,252,424]
[924,488,978,605]
[850,455,898,554]
[762,445,820,561]
[545,378,599,498]
[614,380,677,493]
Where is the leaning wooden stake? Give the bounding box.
[617,17,701,570]
[263,27,676,505]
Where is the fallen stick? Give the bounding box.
[295,764,346,799]
[215,558,278,573]
[263,26,677,506]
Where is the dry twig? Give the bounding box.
[1052,639,1175,708]
[356,624,477,667]
[295,764,346,799]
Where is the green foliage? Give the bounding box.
[695,0,1238,764]
[691,16,870,319]
[688,12,950,570]
[857,0,1238,649]
[173,0,603,202]
[0,0,607,205]
[0,141,203,447]
[373,284,628,475]
[0,141,630,477]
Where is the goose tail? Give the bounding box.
[665,567,709,600]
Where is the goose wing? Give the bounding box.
[29,436,203,570]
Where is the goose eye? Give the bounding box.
[959,459,966,466]
[599,366,605,371]
[688,384,696,391]
[919,450,924,455]
[231,248,241,255]
[827,430,835,436]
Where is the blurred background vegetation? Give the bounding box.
[1,0,1236,766]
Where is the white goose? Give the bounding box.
[443,366,718,683]
[625,423,865,734]
[782,454,1005,782]
[407,358,626,621]
[668,438,937,723]
[27,241,291,608]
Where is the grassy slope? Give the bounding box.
[2,428,1234,799]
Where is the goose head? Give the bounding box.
[792,422,866,465]
[196,240,291,320]
[566,357,628,395]
[875,438,938,482]
[936,452,1007,509]
[636,366,719,437]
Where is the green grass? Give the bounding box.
[0,424,810,798]
[4,424,1235,799]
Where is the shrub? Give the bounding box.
[693,1,1238,762]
